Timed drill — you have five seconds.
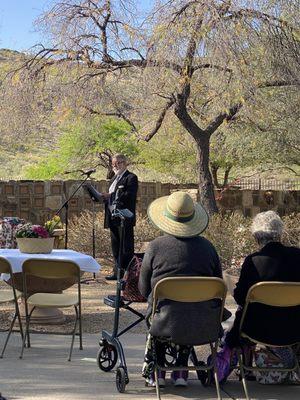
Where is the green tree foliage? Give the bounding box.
[138,117,198,182]
[25,116,139,179]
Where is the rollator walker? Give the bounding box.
[97,206,146,392]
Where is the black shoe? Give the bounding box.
[105,274,118,281]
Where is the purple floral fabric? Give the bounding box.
[0,218,25,249]
[255,347,300,384]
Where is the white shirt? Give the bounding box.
[108,169,127,194]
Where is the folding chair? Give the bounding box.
[0,257,23,357]
[151,277,227,400]
[238,282,300,400]
[20,259,82,361]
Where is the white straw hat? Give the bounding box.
[147,191,209,238]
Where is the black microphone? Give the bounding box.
[81,168,96,177]
[83,184,102,202]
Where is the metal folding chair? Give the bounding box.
[0,257,23,358]
[151,276,227,400]
[20,259,82,361]
[238,282,300,400]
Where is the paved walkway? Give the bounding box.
[0,332,299,400]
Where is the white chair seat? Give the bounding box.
[0,289,22,304]
[27,293,78,308]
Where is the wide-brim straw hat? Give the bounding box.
[148,191,209,238]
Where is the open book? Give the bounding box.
[83,184,103,203]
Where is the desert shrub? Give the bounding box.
[69,210,300,274]
[134,213,161,249]
[204,213,255,274]
[68,211,161,260]
[282,213,300,247]
[205,212,300,275]
[68,211,112,260]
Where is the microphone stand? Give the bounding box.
[56,171,95,249]
[81,182,103,285]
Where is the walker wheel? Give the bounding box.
[97,343,117,372]
[116,367,127,393]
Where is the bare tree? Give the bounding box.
[19,0,299,213]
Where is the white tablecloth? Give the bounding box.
[0,249,101,274]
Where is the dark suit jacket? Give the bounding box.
[234,242,300,345]
[104,170,138,228]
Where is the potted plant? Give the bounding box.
[15,216,62,254]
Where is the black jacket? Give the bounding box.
[138,235,223,345]
[104,170,138,228]
[235,242,300,345]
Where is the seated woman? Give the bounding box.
[138,191,224,387]
[225,211,300,361]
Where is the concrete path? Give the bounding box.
[0,332,299,400]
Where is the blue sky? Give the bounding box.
[0,0,152,52]
[0,1,49,51]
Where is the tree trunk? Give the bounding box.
[195,136,218,214]
[106,168,114,179]
[210,163,221,189]
[174,100,218,214]
[223,166,231,188]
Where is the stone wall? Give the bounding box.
[0,180,299,224]
[216,189,300,216]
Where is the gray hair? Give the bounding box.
[251,211,283,246]
[113,154,127,163]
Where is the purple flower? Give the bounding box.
[32,225,50,238]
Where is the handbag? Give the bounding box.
[255,347,300,384]
[207,344,238,384]
[122,253,147,302]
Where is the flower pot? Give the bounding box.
[16,237,55,254]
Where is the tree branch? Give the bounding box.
[225,8,294,29]
[258,79,299,88]
[193,63,232,73]
[143,97,176,142]
[205,102,243,136]
[83,105,138,132]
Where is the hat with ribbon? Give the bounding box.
[147,191,209,238]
